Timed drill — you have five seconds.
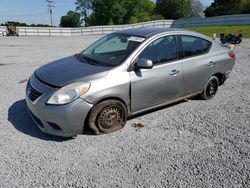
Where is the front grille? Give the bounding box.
[28,82,43,102]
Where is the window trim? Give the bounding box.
[177,35,212,60]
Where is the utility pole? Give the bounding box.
[46,0,55,27]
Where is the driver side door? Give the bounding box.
[130,35,183,112]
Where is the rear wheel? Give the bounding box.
[88,100,127,135]
[200,76,219,100]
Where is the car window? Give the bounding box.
[81,34,144,67]
[95,36,128,53]
[138,35,177,65]
[180,35,212,58]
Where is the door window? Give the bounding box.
[138,36,177,65]
[180,35,212,58]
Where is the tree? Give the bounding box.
[191,0,204,17]
[204,0,247,17]
[75,0,156,26]
[15,22,28,26]
[129,16,138,24]
[75,0,93,25]
[241,0,250,13]
[123,0,154,23]
[155,0,192,19]
[60,11,81,27]
[151,14,164,20]
[1,22,50,27]
[88,0,124,25]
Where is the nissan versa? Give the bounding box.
[26,28,235,137]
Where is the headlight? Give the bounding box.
[46,82,90,105]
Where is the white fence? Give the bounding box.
[172,14,250,27]
[0,14,249,37]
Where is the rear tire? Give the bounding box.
[88,100,127,135]
[200,76,219,100]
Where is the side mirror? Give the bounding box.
[135,58,153,69]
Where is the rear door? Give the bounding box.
[130,35,183,112]
[178,35,214,95]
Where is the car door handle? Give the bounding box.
[208,61,215,67]
[170,69,180,76]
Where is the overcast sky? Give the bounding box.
[0,0,214,26]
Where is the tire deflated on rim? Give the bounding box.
[88,100,127,135]
[200,76,219,100]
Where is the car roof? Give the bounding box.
[115,27,187,38]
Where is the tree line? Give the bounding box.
[5,0,246,28]
[61,0,198,27]
[204,0,250,17]
[60,0,250,27]
[0,22,50,27]
[1,0,249,28]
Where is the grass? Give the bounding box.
[183,25,250,38]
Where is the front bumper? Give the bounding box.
[25,74,93,137]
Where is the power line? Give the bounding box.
[46,0,55,27]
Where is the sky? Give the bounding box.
[0,0,214,26]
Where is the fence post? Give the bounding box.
[25,28,27,36]
[37,28,39,36]
[49,29,51,36]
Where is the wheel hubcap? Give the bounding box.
[98,107,122,129]
[206,80,217,98]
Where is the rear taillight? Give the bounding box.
[228,53,236,59]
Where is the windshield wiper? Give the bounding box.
[78,54,102,66]
[78,54,114,67]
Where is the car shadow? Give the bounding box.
[8,99,74,142]
[8,97,198,141]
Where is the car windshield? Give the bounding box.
[78,33,145,67]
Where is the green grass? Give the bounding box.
[183,26,250,38]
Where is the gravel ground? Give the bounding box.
[0,36,249,188]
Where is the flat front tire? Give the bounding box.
[88,100,127,135]
[200,76,219,100]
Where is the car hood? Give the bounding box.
[35,55,110,87]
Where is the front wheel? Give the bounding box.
[88,100,127,135]
[200,76,219,100]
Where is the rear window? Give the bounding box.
[180,35,212,58]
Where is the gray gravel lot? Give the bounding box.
[0,36,249,188]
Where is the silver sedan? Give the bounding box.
[26,28,235,137]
